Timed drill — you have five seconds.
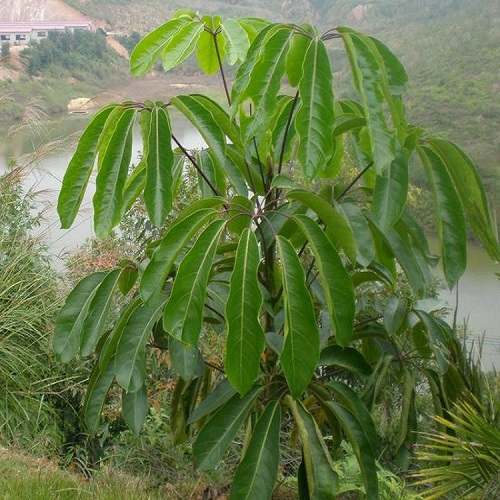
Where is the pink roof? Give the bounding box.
[0,21,91,34]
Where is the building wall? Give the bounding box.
[0,22,91,46]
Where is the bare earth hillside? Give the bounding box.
[0,0,90,22]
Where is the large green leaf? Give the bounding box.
[319,345,372,378]
[230,401,281,500]
[53,272,107,362]
[187,378,237,425]
[196,150,226,198]
[161,21,203,72]
[83,360,115,436]
[57,105,115,228]
[194,387,261,470]
[114,302,165,392]
[285,31,312,87]
[338,28,396,174]
[339,203,375,266]
[373,146,409,232]
[418,145,467,289]
[163,220,226,346]
[293,215,355,346]
[425,137,500,261]
[237,26,294,145]
[230,23,275,111]
[187,94,243,150]
[225,229,265,395]
[140,207,219,303]
[221,18,250,65]
[295,38,335,181]
[144,106,174,227]
[80,268,122,357]
[277,236,320,399]
[171,95,227,176]
[130,18,189,75]
[169,335,204,381]
[287,190,356,263]
[287,398,338,499]
[94,107,136,236]
[98,296,142,372]
[196,16,224,74]
[327,400,378,499]
[122,384,148,435]
[327,381,379,457]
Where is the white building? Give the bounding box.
[0,20,92,45]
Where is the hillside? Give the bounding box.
[61,1,498,167]
[1,0,498,200]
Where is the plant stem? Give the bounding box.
[277,91,299,175]
[171,134,222,197]
[212,28,231,107]
[337,161,374,201]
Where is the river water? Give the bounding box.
[1,115,498,370]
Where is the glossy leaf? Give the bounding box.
[277,236,320,399]
[287,190,356,263]
[373,146,409,231]
[194,387,261,470]
[57,105,114,228]
[327,400,378,499]
[383,295,408,336]
[339,27,396,174]
[327,381,379,457]
[94,107,136,236]
[340,203,375,266]
[163,220,226,346]
[80,268,122,357]
[231,24,275,107]
[161,21,204,72]
[418,145,467,289]
[115,302,165,392]
[221,18,250,65]
[196,16,224,74]
[425,137,499,260]
[53,272,107,362]
[295,38,335,181]
[230,401,281,500]
[144,106,174,227]
[188,378,237,425]
[319,345,372,378]
[122,384,148,435]
[140,207,219,304]
[117,262,138,296]
[122,158,146,213]
[293,215,355,346]
[226,229,265,395]
[285,31,312,87]
[288,398,338,499]
[83,360,115,436]
[237,26,294,145]
[130,18,189,75]
[169,335,204,381]
[187,94,242,149]
[171,95,227,176]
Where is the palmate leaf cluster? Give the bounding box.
[54,10,499,499]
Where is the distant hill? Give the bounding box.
[7,0,500,201]
[0,0,91,23]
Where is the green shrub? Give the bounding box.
[0,167,62,451]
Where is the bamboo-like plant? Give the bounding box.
[53,11,499,498]
[413,396,500,499]
[0,167,61,450]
